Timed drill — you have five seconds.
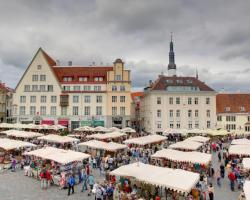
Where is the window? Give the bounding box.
[63,86,70,91]
[226,116,236,121]
[94,86,101,91]
[112,96,117,103]
[188,122,192,129]
[40,85,46,92]
[112,86,117,91]
[72,106,78,115]
[32,85,38,92]
[176,110,180,117]
[19,106,25,115]
[176,123,181,129]
[115,75,122,81]
[84,96,91,103]
[195,121,199,129]
[30,106,36,115]
[207,121,211,128]
[96,106,102,115]
[188,110,192,118]
[30,96,36,103]
[248,116,250,122]
[24,85,30,92]
[40,96,47,103]
[120,96,125,103]
[157,110,161,117]
[194,97,198,105]
[20,96,26,103]
[51,96,57,103]
[217,116,222,121]
[96,96,102,103]
[195,110,199,117]
[207,110,210,117]
[37,65,42,70]
[63,77,73,82]
[48,85,53,92]
[61,107,67,115]
[169,110,173,117]
[73,85,80,91]
[40,75,46,81]
[188,97,192,105]
[120,107,125,115]
[112,107,117,116]
[79,77,88,82]
[73,96,79,103]
[226,124,236,130]
[50,106,56,115]
[157,97,161,105]
[120,85,125,91]
[240,106,245,112]
[170,123,174,129]
[84,106,90,115]
[157,123,161,129]
[83,85,91,91]
[176,97,180,104]
[40,106,46,115]
[225,107,230,112]
[206,97,210,105]
[32,75,38,81]
[169,97,173,104]
[94,77,103,82]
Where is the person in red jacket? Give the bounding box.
[46,170,52,187]
[228,170,236,191]
[40,167,47,189]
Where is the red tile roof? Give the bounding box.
[216,94,250,113]
[150,76,215,91]
[131,92,144,101]
[41,49,56,66]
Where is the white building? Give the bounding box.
[140,38,217,134]
[216,93,250,133]
[13,48,131,129]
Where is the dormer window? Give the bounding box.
[225,107,230,112]
[176,80,183,84]
[166,79,173,84]
[187,79,193,84]
[240,106,245,112]
[79,77,88,82]
[94,77,104,82]
[63,77,73,82]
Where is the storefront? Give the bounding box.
[58,119,69,128]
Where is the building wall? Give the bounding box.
[0,88,7,122]
[141,91,216,134]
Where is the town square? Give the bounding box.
[0,1,250,200]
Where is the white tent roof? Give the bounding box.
[93,126,109,132]
[151,149,212,165]
[38,134,79,144]
[243,158,250,170]
[185,136,210,143]
[229,145,250,156]
[244,180,250,200]
[163,129,188,136]
[208,129,230,136]
[123,135,166,146]
[74,126,93,132]
[1,130,43,138]
[169,141,203,151]
[110,162,200,194]
[86,131,126,140]
[121,127,136,133]
[231,138,250,146]
[0,138,36,151]
[79,140,127,152]
[24,147,90,164]
[108,127,121,132]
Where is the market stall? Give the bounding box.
[121,127,136,133]
[229,145,250,157]
[86,131,127,142]
[23,147,90,186]
[185,136,210,143]
[109,162,200,199]
[243,158,250,170]
[244,180,250,200]
[123,135,167,146]
[1,130,43,139]
[151,149,212,172]
[168,140,203,151]
[231,138,250,146]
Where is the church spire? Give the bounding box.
[168,32,177,76]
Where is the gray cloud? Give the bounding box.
[0,0,250,92]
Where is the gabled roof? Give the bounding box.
[216,93,250,113]
[41,49,56,66]
[131,92,144,101]
[150,75,215,92]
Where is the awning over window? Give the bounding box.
[58,119,69,126]
[41,120,54,125]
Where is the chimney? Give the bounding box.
[68,61,72,66]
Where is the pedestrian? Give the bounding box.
[208,183,214,200]
[215,169,221,187]
[220,163,225,178]
[87,173,95,196]
[218,152,221,162]
[67,174,75,196]
[228,170,236,191]
[81,169,88,192]
[40,167,47,189]
[46,170,52,187]
[95,184,103,200]
[11,157,16,172]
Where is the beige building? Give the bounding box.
[13,48,131,129]
[216,93,250,133]
[140,38,217,134]
[0,83,7,122]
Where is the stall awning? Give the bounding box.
[58,119,69,126]
[41,120,54,125]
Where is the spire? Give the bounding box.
[196,68,199,79]
[168,32,177,76]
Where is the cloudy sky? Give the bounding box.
[0,0,250,92]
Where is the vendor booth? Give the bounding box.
[123,135,167,147]
[244,180,250,200]
[168,140,203,151]
[231,138,250,146]
[185,136,210,143]
[229,145,250,157]
[1,130,43,139]
[86,131,127,142]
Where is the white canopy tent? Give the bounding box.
[1,130,43,138]
[231,138,250,146]
[0,138,36,151]
[79,140,127,152]
[86,131,126,140]
[24,147,90,165]
[38,134,79,144]
[151,149,212,165]
[229,145,250,156]
[74,126,93,132]
[185,136,210,143]
[207,129,230,136]
[243,158,250,170]
[108,127,121,132]
[110,162,200,194]
[169,141,203,151]
[163,129,188,136]
[121,127,136,133]
[123,135,167,146]
[244,180,250,200]
[93,126,109,132]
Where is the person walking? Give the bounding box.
[208,183,214,200]
[67,174,75,196]
[218,152,221,162]
[81,169,88,192]
[40,167,47,190]
[46,170,52,188]
[220,163,225,178]
[87,173,95,196]
[228,170,236,191]
[11,158,16,172]
[215,169,221,187]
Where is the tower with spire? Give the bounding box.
[168,33,177,76]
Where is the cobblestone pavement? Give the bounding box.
[0,150,241,200]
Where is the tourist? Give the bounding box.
[220,163,225,178]
[11,157,16,172]
[46,169,52,187]
[87,173,95,196]
[81,168,88,192]
[95,184,103,200]
[208,183,214,200]
[215,169,221,187]
[67,174,75,196]
[39,167,47,190]
[228,170,236,191]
